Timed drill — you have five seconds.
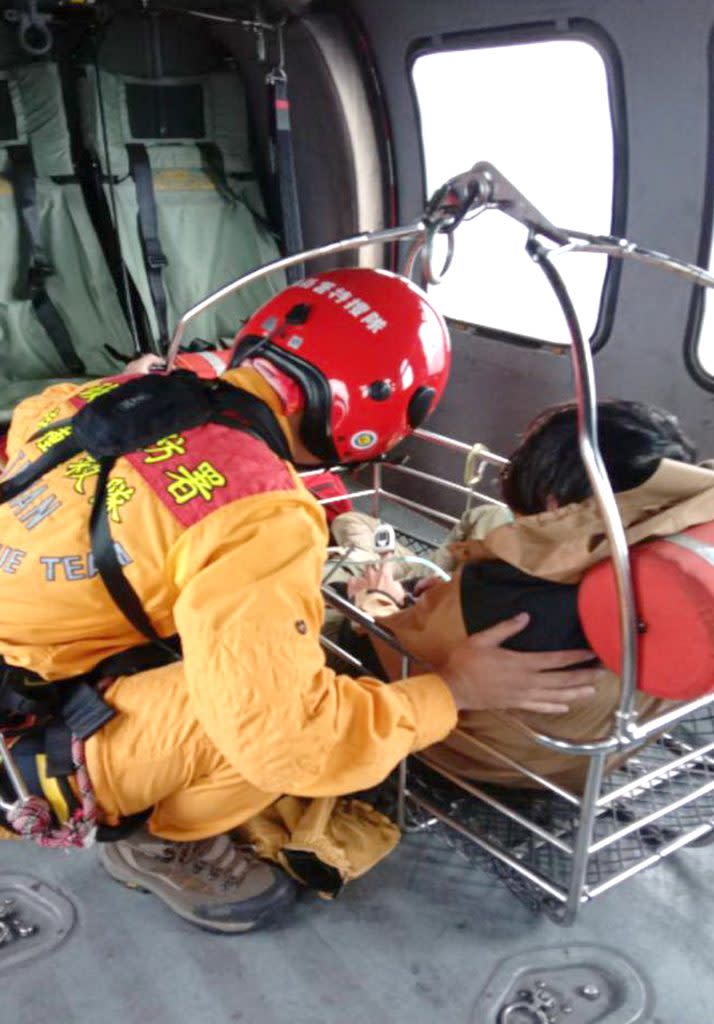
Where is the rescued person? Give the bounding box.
[341,400,714,791]
[0,269,602,932]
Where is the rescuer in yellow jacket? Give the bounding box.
[0,269,601,933]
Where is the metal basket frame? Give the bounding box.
[157,160,714,926]
[318,447,714,926]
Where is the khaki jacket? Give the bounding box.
[376,460,714,791]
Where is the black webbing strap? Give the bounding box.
[197,142,275,236]
[94,636,182,678]
[210,383,293,463]
[126,143,170,349]
[59,683,117,740]
[44,721,75,780]
[1,630,181,741]
[7,146,85,375]
[85,389,292,650]
[1,382,292,673]
[0,429,81,503]
[268,74,304,283]
[89,455,179,658]
[0,79,18,141]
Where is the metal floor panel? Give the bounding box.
[0,830,709,1024]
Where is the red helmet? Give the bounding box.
[228,268,451,463]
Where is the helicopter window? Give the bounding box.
[412,36,619,349]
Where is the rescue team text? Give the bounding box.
[0,542,132,580]
[0,544,26,574]
[41,544,133,581]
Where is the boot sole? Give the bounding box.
[98,844,297,934]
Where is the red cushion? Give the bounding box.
[578,521,714,699]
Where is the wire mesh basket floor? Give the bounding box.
[401,709,714,906]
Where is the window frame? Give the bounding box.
[407,19,628,354]
[684,27,714,391]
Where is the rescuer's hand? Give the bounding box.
[125,354,168,375]
[439,612,601,714]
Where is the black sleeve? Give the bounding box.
[460,561,589,653]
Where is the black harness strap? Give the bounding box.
[127,143,170,349]
[197,141,275,237]
[56,683,117,741]
[268,73,304,283]
[0,377,298,827]
[0,635,182,739]
[0,78,18,140]
[210,383,293,463]
[84,385,292,647]
[44,721,75,780]
[1,379,293,683]
[0,429,81,502]
[7,145,85,375]
[89,454,180,658]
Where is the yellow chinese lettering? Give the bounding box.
[165,462,227,505]
[37,407,60,430]
[143,434,187,464]
[66,454,100,495]
[35,426,73,454]
[79,381,120,403]
[104,478,135,524]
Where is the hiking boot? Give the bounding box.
[98,829,296,933]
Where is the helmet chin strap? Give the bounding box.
[247,356,304,415]
[230,343,339,465]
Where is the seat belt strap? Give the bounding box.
[268,71,304,283]
[197,141,276,237]
[126,143,170,349]
[7,145,86,375]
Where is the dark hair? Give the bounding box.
[501,400,698,516]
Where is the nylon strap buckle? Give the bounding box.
[27,260,54,290]
[144,240,167,270]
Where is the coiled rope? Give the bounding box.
[7,737,97,849]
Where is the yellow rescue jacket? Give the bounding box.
[0,369,456,798]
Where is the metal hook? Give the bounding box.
[276,19,286,77]
[401,236,424,281]
[463,443,489,488]
[421,222,455,285]
[265,18,287,84]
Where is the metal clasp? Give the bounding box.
[497,1001,550,1024]
[0,733,31,812]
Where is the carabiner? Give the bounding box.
[422,221,455,286]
